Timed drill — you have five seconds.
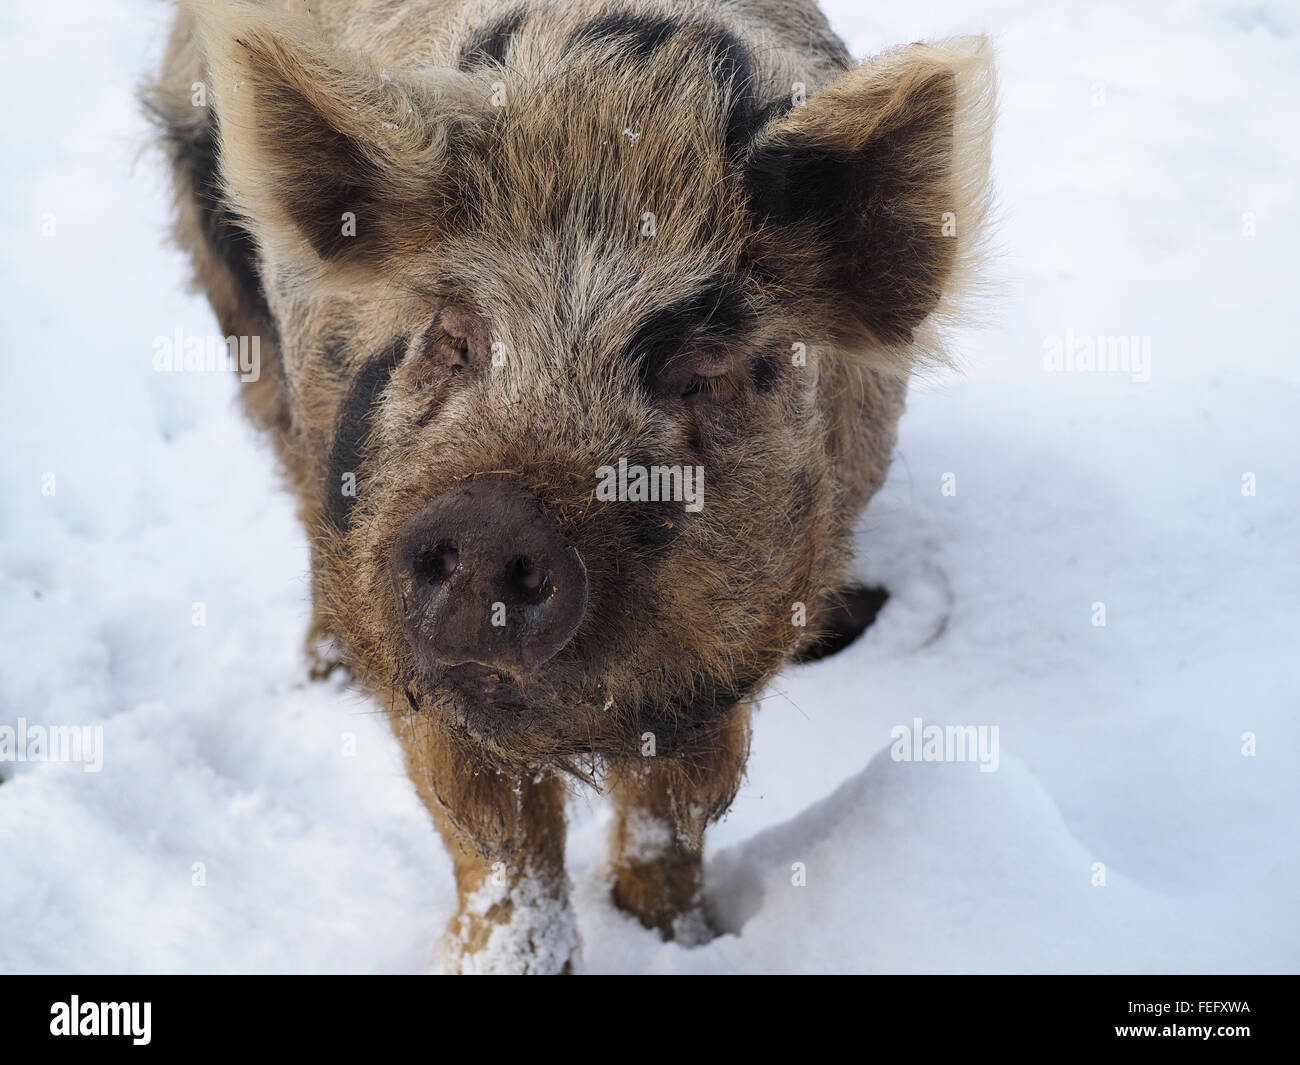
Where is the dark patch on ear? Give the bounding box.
[745,70,958,345]
[625,277,755,393]
[793,584,890,664]
[563,11,679,58]
[458,7,527,70]
[256,82,381,263]
[746,140,857,228]
[324,340,405,530]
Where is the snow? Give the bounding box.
[1,0,1297,973]
[453,873,580,975]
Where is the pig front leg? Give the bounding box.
[398,721,576,973]
[609,768,712,942]
[432,786,577,974]
[430,773,576,974]
[608,704,751,942]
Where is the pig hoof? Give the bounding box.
[669,904,717,947]
[442,878,579,975]
[611,859,716,944]
[793,583,890,664]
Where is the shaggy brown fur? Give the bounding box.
[145,0,993,973]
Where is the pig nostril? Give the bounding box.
[508,556,551,603]
[515,558,541,591]
[414,542,459,585]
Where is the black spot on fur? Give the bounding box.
[458,7,527,70]
[625,278,755,393]
[563,11,679,58]
[619,454,688,551]
[696,26,759,157]
[563,15,762,159]
[624,508,684,552]
[637,673,746,745]
[741,96,796,150]
[174,110,275,339]
[320,342,347,370]
[324,340,405,530]
[750,349,781,393]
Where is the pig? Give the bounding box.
[145,0,994,973]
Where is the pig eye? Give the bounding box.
[677,350,738,401]
[415,325,470,374]
[682,373,736,400]
[416,307,487,377]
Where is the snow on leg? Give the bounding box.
[608,703,750,942]
[429,772,576,974]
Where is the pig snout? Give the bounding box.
[391,481,587,674]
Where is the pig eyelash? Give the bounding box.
[683,346,784,401]
[682,372,733,399]
[675,349,743,401]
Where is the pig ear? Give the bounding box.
[745,38,995,353]
[195,4,487,276]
